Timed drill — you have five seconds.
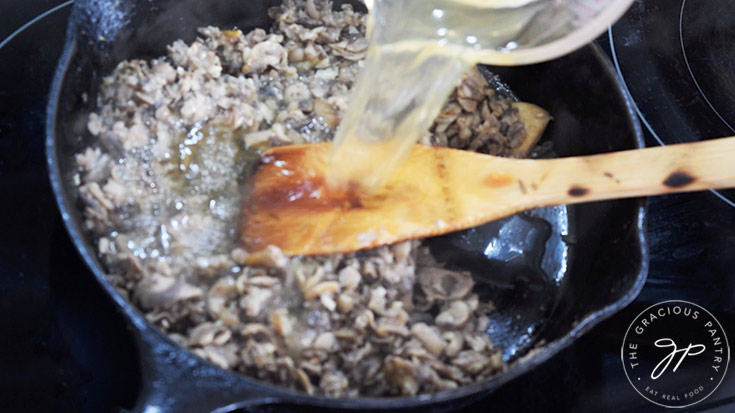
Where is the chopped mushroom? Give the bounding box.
[453,350,493,375]
[442,331,464,357]
[270,309,294,336]
[435,301,471,328]
[303,281,340,301]
[243,245,288,269]
[207,277,238,323]
[411,322,447,356]
[240,286,274,317]
[418,267,474,301]
[195,343,239,369]
[134,273,202,310]
[188,322,232,346]
[384,356,420,396]
[338,265,361,291]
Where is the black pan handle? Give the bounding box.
[132,321,283,413]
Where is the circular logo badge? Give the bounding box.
[621,300,730,408]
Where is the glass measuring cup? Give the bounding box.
[328,0,636,189]
[362,0,636,65]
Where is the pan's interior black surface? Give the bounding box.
[46,0,646,410]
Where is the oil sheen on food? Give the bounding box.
[328,0,552,189]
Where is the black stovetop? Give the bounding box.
[1,0,733,411]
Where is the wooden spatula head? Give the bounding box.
[240,137,735,256]
[239,143,520,256]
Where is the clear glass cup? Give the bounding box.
[328,0,636,189]
[363,0,636,65]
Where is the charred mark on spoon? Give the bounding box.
[518,180,527,194]
[603,171,620,183]
[663,171,695,188]
[344,181,364,209]
[568,186,588,197]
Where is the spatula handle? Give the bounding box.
[529,136,735,206]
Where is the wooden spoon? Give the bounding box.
[239,138,735,256]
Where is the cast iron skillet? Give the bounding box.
[46,0,648,411]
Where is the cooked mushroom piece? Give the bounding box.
[411,322,447,356]
[188,322,232,346]
[383,356,421,396]
[134,273,202,310]
[435,301,472,328]
[417,267,474,301]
